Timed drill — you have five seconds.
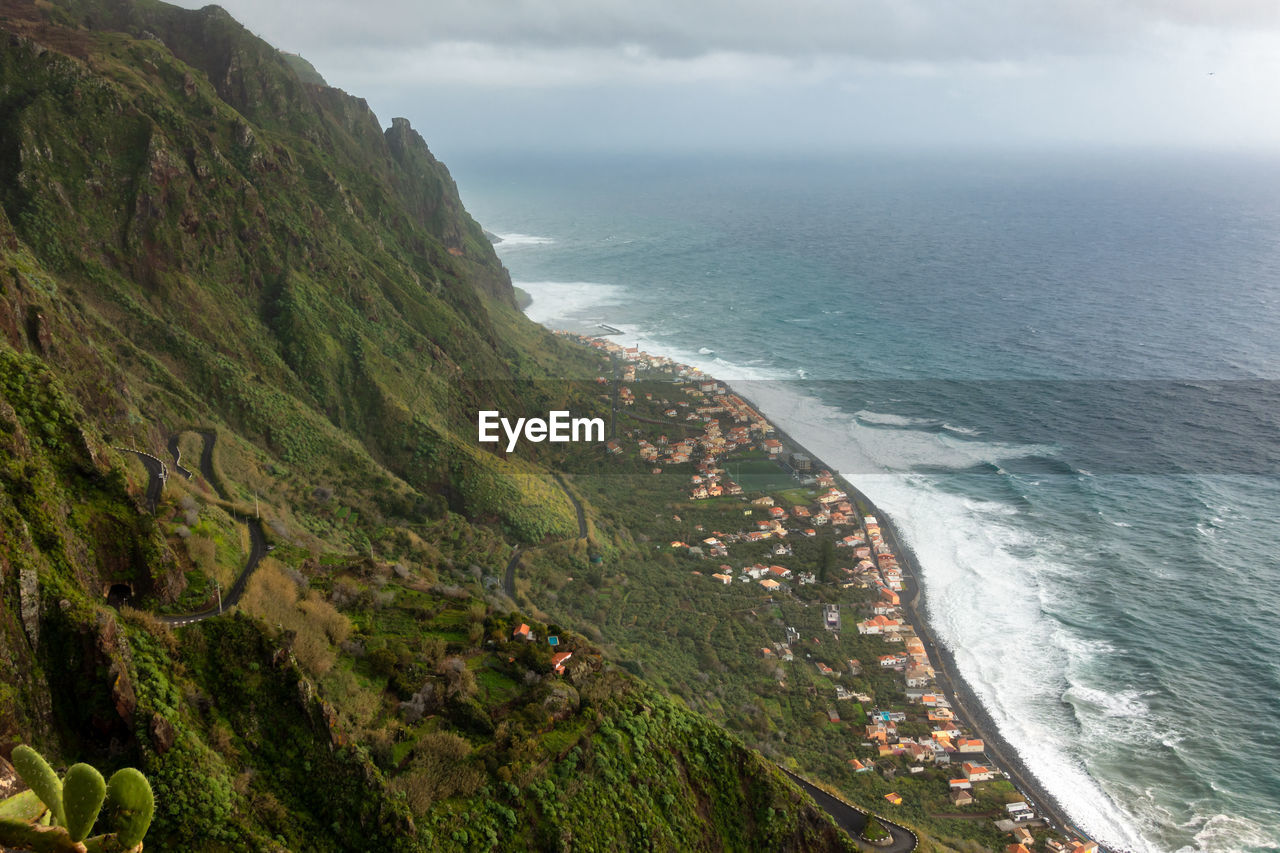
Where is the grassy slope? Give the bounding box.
[0,0,857,849]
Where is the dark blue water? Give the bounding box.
[450,151,1280,852]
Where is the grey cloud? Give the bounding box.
[205,0,1280,62]
[167,0,1280,154]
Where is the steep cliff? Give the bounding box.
[0,1,858,850]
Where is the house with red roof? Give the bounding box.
[962,761,996,781]
[857,614,902,635]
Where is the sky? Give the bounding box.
[173,0,1280,157]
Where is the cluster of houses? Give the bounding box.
[840,531,1024,809]
[698,561,818,590]
[569,333,679,372]
[512,623,575,674]
[566,333,1098,853]
[840,526,1102,851]
[626,398,771,480]
[1008,834,1100,853]
[837,514,904,591]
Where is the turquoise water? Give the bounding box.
[450,151,1280,852]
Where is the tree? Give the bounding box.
[818,538,835,583]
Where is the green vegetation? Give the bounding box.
[721,458,797,492]
[280,52,327,86]
[863,816,890,842]
[0,1,861,849]
[512,363,1016,851]
[0,746,153,851]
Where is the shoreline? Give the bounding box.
[721,378,1101,850]
[526,302,1107,849]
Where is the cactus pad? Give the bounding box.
[10,745,65,827]
[105,767,154,847]
[62,763,106,842]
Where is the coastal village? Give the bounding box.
[557,330,1102,853]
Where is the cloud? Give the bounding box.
[320,41,1036,94]
[324,43,810,90]
[206,0,1280,64]
[171,0,1280,151]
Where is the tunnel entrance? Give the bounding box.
[106,584,133,607]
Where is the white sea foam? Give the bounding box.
[1184,813,1279,853]
[493,232,555,246]
[1065,685,1152,719]
[712,380,1162,852]
[600,324,792,382]
[861,477,1158,852]
[514,280,626,326]
[853,409,935,427]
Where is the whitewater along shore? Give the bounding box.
[722,382,1103,851]
[547,321,1103,847]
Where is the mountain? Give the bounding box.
[0,0,858,849]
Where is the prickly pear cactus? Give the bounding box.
[0,746,154,852]
[104,768,153,848]
[10,745,65,827]
[61,764,106,842]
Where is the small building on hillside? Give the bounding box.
[962,762,996,782]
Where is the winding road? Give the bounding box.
[115,447,167,512]
[124,429,270,626]
[552,472,588,540]
[197,431,225,497]
[502,546,522,598]
[165,434,193,480]
[160,517,266,626]
[779,767,918,853]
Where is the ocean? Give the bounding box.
[448,149,1280,853]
